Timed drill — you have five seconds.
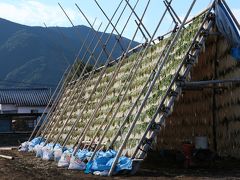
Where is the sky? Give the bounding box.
[0,0,239,42]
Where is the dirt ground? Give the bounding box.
[0,149,240,180]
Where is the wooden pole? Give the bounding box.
[0,155,14,160]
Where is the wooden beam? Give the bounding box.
[181,79,240,88]
[0,154,14,160]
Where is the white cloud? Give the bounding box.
[0,0,82,27]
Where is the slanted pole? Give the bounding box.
[32,19,96,140]
[39,24,99,140]
[42,5,104,146]
[124,0,152,39]
[109,0,175,148]
[131,12,215,172]
[90,0,176,161]
[29,64,70,141]
[163,1,178,24]
[57,0,126,147]
[60,0,127,148]
[70,0,142,155]
[51,21,104,148]
[134,20,148,42]
[108,0,196,176]
[72,0,143,152]
[86,41,146,151]
[93,0,127,52]
[164,0,182,24]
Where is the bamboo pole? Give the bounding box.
[50,21,104,148]
[109,0,175,149]
[132,1,215,161]
[55,0,128,148]
[40,20,100,143]
[108,0,197,176]
[59,1,127,148]
[72,0,144,151]
[91,0,175,161]
[70,0,142,155]
[182,79,240,87]
[123,0,152,39]
[31,19,97,140]
[164,0,182,24]
[41,5,108,145]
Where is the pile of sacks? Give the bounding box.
[19,137,132,176]
[18,137,43,152]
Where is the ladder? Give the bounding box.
[108,0,216,176]
[130,10,215,175]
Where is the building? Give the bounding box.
[0,88,51,132]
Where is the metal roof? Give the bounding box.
[0,88,52,106]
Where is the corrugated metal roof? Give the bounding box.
[0,88,52,106]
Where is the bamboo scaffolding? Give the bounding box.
[70,0,143,155]
[109,0,176,149]
[57,0,132,148]
[32,20,97,140]
[73,0,148,149]
[41,4,112,145]
[49,21,104,147]
[91,0,175,161]
[109,0,197,176]
[40,22,101,142]
[130,3,215,174]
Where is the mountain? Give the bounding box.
[0,18,139,89]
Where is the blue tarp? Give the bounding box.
[215,0,240,60]
[84,150,132,174]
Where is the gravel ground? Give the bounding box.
[0,149,240,180]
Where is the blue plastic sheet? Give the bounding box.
[215,0,240,60]
[231,48,240,60]
[91,156,112,171]
[106,156,132,172]
[85,150,132,174]
[85,150,116,173]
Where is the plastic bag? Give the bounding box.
[54,148,62,162]
[91,156,112,171]
[27,137,45,152]
[68,149,90,170]
[104,150,116,158]
[85,149,117,173]
[93,170,109,176]
[42,144,54,161]
[31,137,43,145]
[35,144,44,158]
[53,144,63,162]
[85,160,93,174]
[85,151,93,161]
[18,141,29,152]
[33,142,44,153]
[58,148,73,167]
[106,156,132,172]
[68,155,86,170]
